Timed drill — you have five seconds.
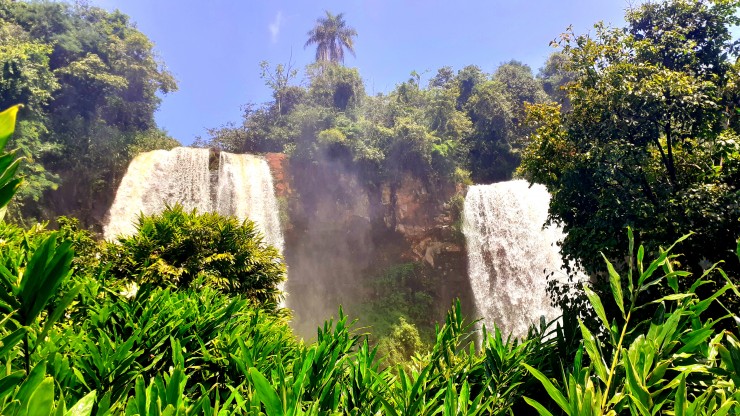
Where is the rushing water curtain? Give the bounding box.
[105,148,284,254]
[462,180,577,338]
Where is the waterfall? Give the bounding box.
[216,152,284,251]
[104,148,284,255]
[104,147,211,239]
[462,180,575,338]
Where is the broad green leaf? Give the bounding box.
[0,371,24,399]
[249,367,282,416]
[37,284,82,351]
[27,377,54,416]
[717,269,740,299]
[20,236,73,326]
[0,178,21,219]
[65,390,96,416]
[674,375,686,416]
[638,233,691,288]
[646,293,693,305]
[583,285,609,331]
[523,396,556,416]
[677,328,713,354]
[16,362,47,405]
[694,283,734,315]
[579,320,608,382]
[0,327,26,357]
[165,367,185,406]
[714,401,739,416]
[0,105,22,149]
[53,390,66,416]
[622,351,651,411]
[376,396,400,416]
[0,157,21,186]
[522,363,569,414]
[665,269,689,294]
[601,253,625,317]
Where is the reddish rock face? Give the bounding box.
[264,153,292,199]
[271,153,473,337]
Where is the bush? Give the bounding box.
[38,285,297,412]
[525,229,740,415]
[103,205,286,306]
[376,317,426,370]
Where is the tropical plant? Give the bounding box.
[0,105,95,414]
[304,11,358,64]
[518,0,740,320]
[0,105,24,219]
[524,229,740,415]
[103,205,286,306]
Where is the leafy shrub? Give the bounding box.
[376,317,426,370]
[38,285,297,413]
[104,205,286,306]
[525,229,740,415]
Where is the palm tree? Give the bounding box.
[304,11,357,64]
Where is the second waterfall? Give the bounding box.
[462,180,577,338]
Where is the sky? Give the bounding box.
[89,0,634,145]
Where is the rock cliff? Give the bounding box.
[265,153,474,338]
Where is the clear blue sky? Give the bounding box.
[90,0,633,145]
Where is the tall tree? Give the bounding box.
[0,1,177,225]
[518,0,740,318]
[304,11,357,64]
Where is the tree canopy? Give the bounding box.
[0,0,177,226]
[518,0,740,310]
[204,58,550,188]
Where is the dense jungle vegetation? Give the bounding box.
[0,0,177,224]
[0,0,739,414]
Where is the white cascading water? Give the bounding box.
[462,180,574,339]
[104,147,212,239]
[104,148,284,256]
[216,152,284,251]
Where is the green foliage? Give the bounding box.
[126,128,180,158]
[524,229,740,415]
[376,317,426,370]
[307,63,365,111]
[205,57,548,188]
[0,105,23,220]
[358,263,435,342]
[40,285,296,412]
[0,30,58,114]
[537,51,574,110]
[104,205,286,306]
[0,105,95,414]
[518,0,740,321]
[0,1,178,223]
